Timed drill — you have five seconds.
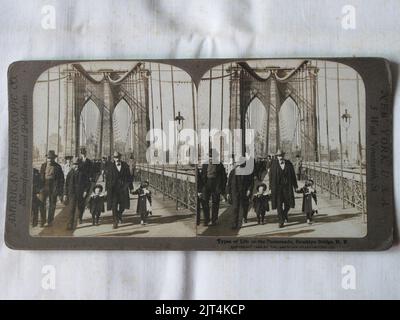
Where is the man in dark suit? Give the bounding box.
[105,151,133,229]
[39,150,64,227]
[77,147,94,223]
[269,150,298,228]
[64,157,85,230]
[226,156,254,229]
[198,149,227,226]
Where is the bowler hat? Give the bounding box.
[46,150,57,159]
[113,151,121,158]
[275,149,285,156]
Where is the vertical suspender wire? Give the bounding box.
[301,67,307,166]
[229,63,234,161]
[315,61,323,193]
[132,73,136,159]
[208,69,213,152]
[296,74,299,154]
[356,73,366,222]
[134,72,139,161]
[235,67,240,157]
[99,77,104,159]
[57,65,61,156]
[192,80,198,216]
[141,64,150,182]
[130,74,135,156]
[336,63,345,209]
[170,66,177,166]
[310,64,316,174]
[70,72,74,156]
[170,66,179,210]
[158,64,165,200]
[65,65,69,157]
[293,79,297,156]
[306,65,311,164]
[220,65,224,159]
[125,80,133,154]
[265,80,271,157]
[309,63,316,175]
[299,68,304,162]
[192,81,197,165]
[149,63,157,189]
[295,73,300,154]
[138,68,144,163]
[324,61,332,199]
[127,74,132,157]
[305,65,310,164]
[46,68,50,155]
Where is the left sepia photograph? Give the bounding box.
[31,61,197,237]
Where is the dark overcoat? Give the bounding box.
[199,163,227,194]
[64,168,92,198]
[268,159,298,210]
[253,193,270,214]
[78,158,94,188]
[89,194,105,214]
[297,187,317,213]
[132,187,152,215]
[39,161,65,196]
[226,167,254,202]
[105,161,132,211]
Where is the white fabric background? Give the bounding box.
[0,0,399,299]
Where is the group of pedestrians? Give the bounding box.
[197,150,318,230]
[32,148,152,231]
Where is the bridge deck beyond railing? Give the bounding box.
[137,164,197,212]
[302,162,366,214]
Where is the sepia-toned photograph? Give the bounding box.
[196,59,367,238]
[30,59,368,239]
[31,61,197,237]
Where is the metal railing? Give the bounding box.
[137,164,197,212]
[302,162,366,215]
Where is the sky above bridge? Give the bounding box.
[33,59,365,161]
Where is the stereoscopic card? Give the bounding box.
[5,58,393,250]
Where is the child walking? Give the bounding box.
[89,184,105,226]
[131,181,152,225]
[252,183,270,225]
[296,179,318,225]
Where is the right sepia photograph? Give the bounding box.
[196,59,366,238]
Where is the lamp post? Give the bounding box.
[341,109,352,164]
[174,111,185,210]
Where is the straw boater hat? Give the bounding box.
[46,150,57,159]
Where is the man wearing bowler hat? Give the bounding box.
[64,157,83,230]
[269,149,298,228]
[198,149,227,226]
[39,150,64,227]
[105,151,133,229]
[226,155,254,230]
[77,147,94,223]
